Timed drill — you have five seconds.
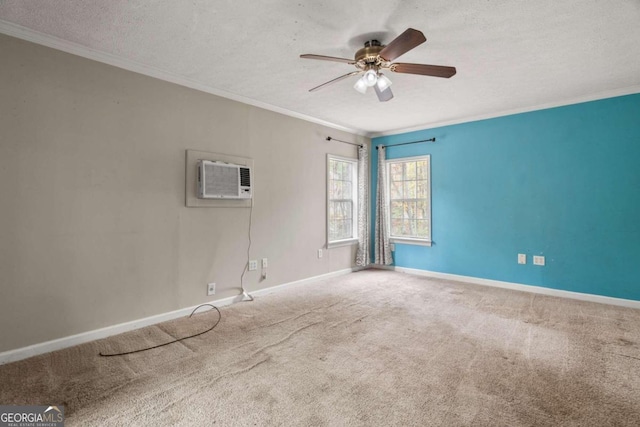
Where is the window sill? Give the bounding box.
[390,237,432,247]
[327,238,358,249]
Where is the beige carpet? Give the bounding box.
[1,270,640,426]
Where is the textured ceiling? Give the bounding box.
[1,0,639,136]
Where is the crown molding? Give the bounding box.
[369,85,640,138]
[0,20,366,137]
[2,19,638,140]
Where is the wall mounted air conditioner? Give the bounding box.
[197,160,252,199]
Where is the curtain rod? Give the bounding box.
[375,137,436,149]
[326,136,364,148]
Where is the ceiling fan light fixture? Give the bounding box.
[363,69,378,87]
[376,73,392,91]
[301,28,456,101]
[353,77,368,94]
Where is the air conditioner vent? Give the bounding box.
[239,167,251,187]
[197,160,252,199]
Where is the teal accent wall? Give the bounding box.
[371,94,640,301]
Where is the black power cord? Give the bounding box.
[99,304,221,357]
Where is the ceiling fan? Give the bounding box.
[300,28,456,102]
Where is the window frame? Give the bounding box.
[326,154,359,248]
[385,155,432,246]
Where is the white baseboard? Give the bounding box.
[5,265,634,365]
[243,268,354,298]
[0,268,355,365]
[392,266,640,309]
[369,264,395,270]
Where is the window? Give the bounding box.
[327,154,358,247]
[386,155,431,245]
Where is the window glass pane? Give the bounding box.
[416,160,428,180]
[331,160,339,180]
[404,181,416,199]
[390,163,403,181]
[392,219,428,238]
[343,220,352,239]
[389,180,403,199]
[409,220,417,236]
[331,181,340,199]
[333,181,354,200]
[344,201,353,219]
[346,162,353,180]
[334,201,352,220]
[416,220,430,238]
[417,200,428,219]
[333,160,347,181]
[391,219,403,236]
[331,219,352,240]
[404,162,416,180]
[328,216,338,240]
[390,201,404,219]
[401,220,412,236]
[335,201,349,220]
[332,201,341,219]
[342,180,352,199]
[416,180,428,198]
[329,180,337,198]
[403,201,417,219]
[341,161,352,180]
[330,221,339,241]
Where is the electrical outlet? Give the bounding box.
[518,254,526,264]
[318,249,323,259]
[207,282,216,296]
[262,258,268,268]
[249,260,258,271]
[533,255,545,266]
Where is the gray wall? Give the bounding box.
[0,34,368,353]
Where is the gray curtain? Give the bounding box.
[355,145,369,267]
[374,145,393,265]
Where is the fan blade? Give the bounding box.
[390,63,457,78]
[309,71,361,92]
[374,85,394,102]
[300,54,356,64]
[378,28,426,62]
